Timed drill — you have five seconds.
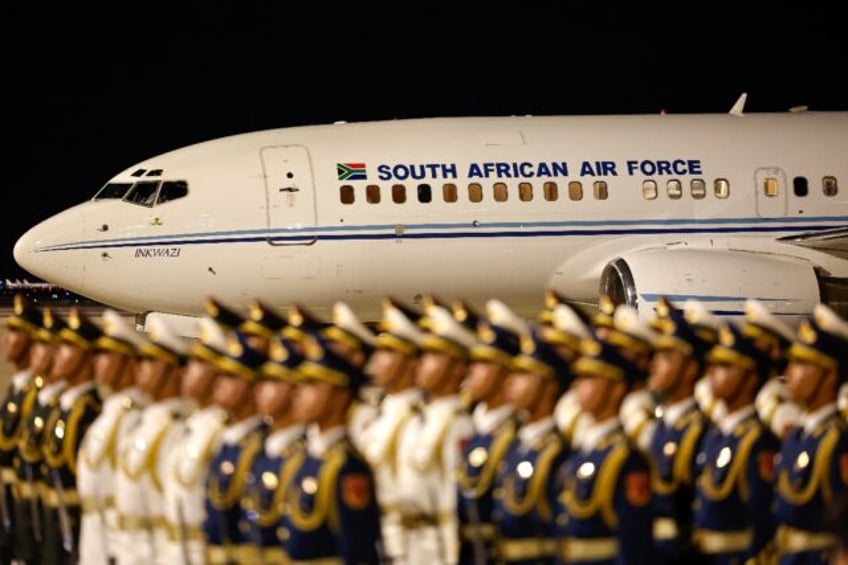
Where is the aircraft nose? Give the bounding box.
[13,207,88,292]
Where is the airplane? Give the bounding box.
[12,94,848,335]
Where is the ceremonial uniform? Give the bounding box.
[646,297,713,563]
[160,314,229,565]
[693,322,780,564]
[773,305,848,564]
[204,414,267,563]
[41,379,102,564]
[283,331,382,564]
[552,338,653,565]
[113,317,189,565]
[395,304,476,565]
[0,293,42,562]
[457,300,528,565]
[77,308,147,565]
[12,307,68,564]
[203,328,270,564]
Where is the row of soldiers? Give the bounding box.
[0,291,847,564]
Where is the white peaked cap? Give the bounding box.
[381,301,425,345]
[552,304,591,339]
[332,301,377,347]
[814,303,848,340]
[485,299,530,337]
[424,303,478,350]
[139,314,189,364]
[195,316,229,353]
[613,304,656,344]
[100,309,144,347]
[684,299,719,331]
[744,298,794,342]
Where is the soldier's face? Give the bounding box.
[365,349,406,388]
[293,380,332,422]
[212,374,253,413]
[50,342,86,381]
[3,328,31,365]
[93,350,129,388]
[466,361,505,403]
[707,362,745,400]
[575,374,622,418]
[504,370,541,413]
[181,358,217,399]
[29,340,53,375]
[415,351,452,392]
[784,360,827,405]
[135,357,168,395]
[649,349,686,394]
[255,379,297,418]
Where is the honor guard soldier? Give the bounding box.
[742,298,802,440]
[113,315,189,565]
[323,301,379,455]
[773,304,848,564]
[552,335,654,565]
[541,292,594,448]
[13,307,66,565]
[161,315,229,565]
[0,294,42,563]
[283,332,382,563]
[78,309,147,565]
[693,321,780,564]
[361,296,426,563]
[606,304,659,451]
[41,307,105,564]
[457,298,526,565]
[241,335,305,564]
[395,300,476,565]
[491,328,572,565]
[203,329,268,564]
[647,297,713,564]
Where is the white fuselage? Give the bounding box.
[13,112,848,322]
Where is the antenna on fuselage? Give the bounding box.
[729,92,747,117]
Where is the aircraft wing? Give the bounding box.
[778,227,848,260]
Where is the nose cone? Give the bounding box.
[13,205,88,293]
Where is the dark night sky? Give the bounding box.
[2,1,845,280]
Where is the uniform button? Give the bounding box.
[277,527,290,541]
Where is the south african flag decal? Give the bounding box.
[337,162,367,181]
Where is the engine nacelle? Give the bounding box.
[599,248,822,322]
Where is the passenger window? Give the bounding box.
[518,182,533,202]
[493,182,508,202]
[443,183,458,203]
[642,180,658,200]
[468,183,483,203]
[418,184,432,203]
[366,185,380,204]
[593,181,608,200]
[793,176,809,197]
[823,176,839,196]
[124,181,161,207]
[667,179,682,200]
[568,181,583,201]
[340,185,355,204]
[157,181,189,204]
[690,179,706,199]
[543,181,558,201]
[714,178,730,199]
[392,184,406,204]
[763,177,779,198]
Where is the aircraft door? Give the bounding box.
[261,145,317,245]
[754,167,787,218]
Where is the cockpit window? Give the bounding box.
[124,180,160,207]
[157,180,188,204]
[93,182,133,200]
